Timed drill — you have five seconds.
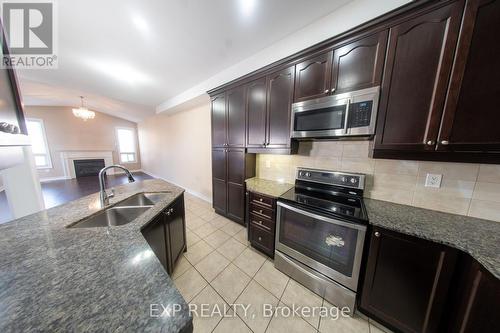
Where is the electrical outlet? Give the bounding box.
[425,173,442,188]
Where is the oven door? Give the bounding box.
[276,201,366,291]
[291,95,349,138]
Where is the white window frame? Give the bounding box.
[26,118,53,169]
[115,126,137,164]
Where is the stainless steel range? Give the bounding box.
[274,168,368,313]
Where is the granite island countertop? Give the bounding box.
[245,177,294,198]
[0,179,192,332]
[364,198,500,279]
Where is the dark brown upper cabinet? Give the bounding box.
[360,227,458,333]
[226,85,246,147]
[211,93,226,148]
[246,77,268,148]
[373,2,464,152]
[293,51,333,102]
[437,0,500,153]
[211,85,246,148]
[331,30,388,94]
[266,66,295,149]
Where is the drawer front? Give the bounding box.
[249,192,275,209]
[249,203,274,220]
[250,224,275,256]
[249,213,275,232]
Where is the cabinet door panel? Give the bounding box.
[227,85,246,147]
[211,94,226,147]
[360,228,457,333]
[331,30,387,94]
[246,78,267,148]
[212,149,226,181]
[166,196,186,268]
[212,178,227,213]
[227,149,245,185]
[141,215,167,271]
[266,66,295,148]
[438,0,500,152]
[374,3,463,152]
[227,183,245,224]
[294,51,333,102]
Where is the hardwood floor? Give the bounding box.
[0,171,154,224]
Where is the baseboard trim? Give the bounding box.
[39,176,69,183]
[142,170,212,204]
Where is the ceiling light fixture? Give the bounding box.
[72,96,95,121]
[239,0,257,18]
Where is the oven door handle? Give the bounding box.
[343,98,351,135]
[277,201,366,231]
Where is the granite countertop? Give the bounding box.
[364,198,500,279]
[246,178,294,198]
[0,179,192,332]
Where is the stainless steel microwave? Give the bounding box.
[291,86,380,139]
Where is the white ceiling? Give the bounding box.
[18,0,355,121]
[19,0,349,118]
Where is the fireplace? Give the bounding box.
[73,159,105,178]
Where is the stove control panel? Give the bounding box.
[297,168,365,190]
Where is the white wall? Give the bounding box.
[138,98,212,202]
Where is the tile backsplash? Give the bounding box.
[256,141,500,222]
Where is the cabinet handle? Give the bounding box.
[426,140,435,146]
[374,231,380,237]
[169,208,174,214]
[259,198,263,202]
[259,209,263,214]
[258,237,262,241]
[440,140,449,145]
[258,221,263,225]
[330,88,336,93]
[324,89,329,93]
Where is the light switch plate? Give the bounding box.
[425,173,442,188]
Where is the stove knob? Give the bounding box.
[306,172,311,177]
[341,177,346,182]
[350,178,357,184]
[299,171,304,177]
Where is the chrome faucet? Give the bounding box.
[99,165,136,208]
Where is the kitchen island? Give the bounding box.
[0,179,192,332]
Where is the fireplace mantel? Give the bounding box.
[60,151,114,179]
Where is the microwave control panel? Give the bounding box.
[349,101,373,128]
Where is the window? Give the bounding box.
[26,118,52,169]
[116,127,137,163]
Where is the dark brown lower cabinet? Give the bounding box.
[246,191,277,258]
[212,148,255,225]
[446,255,500,333]
[141,194,187,275]
[359,227,458,333]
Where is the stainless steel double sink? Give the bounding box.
[70,193,169,228]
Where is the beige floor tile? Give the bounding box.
[204,230,231,248]
[233,228,249,245]
[184,240,214,265]
[171,255,192,280]
[190,285,228,333]
[235,280,279,333]
[186,217,207,230]
[280,279,323,328]
[193,223,218,238]
[216,238,247,261]
[186,230,201,247]
[173,267,207,302]
[211,264,251,303]
[221,221,245,236]
[195,251,230,282]
[267,302,317,333]
[233,247,267,277]
[198,210,218,222]
[213,315,252,333]
[369,319,394,333]
[319,301,369,333]
[210,216,231,229]
[254,260,289,298]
